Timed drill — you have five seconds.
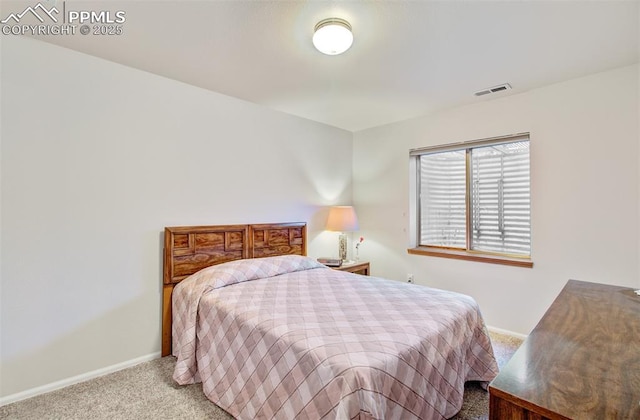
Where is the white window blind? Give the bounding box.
[471,141,530,255]
[419,151,466,248]
[413,134,531,257]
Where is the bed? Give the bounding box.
[162,222,498,419]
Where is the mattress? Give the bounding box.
[172,255,498,419]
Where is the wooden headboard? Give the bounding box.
[161,222,307,356]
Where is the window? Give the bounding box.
[409,133,532,267]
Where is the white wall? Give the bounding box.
[0,36,352,398]
[353,64,640,335]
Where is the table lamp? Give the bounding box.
[326,206,359,263]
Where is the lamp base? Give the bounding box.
[338,233,347,262]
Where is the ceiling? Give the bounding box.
[12,0,640,131]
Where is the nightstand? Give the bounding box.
[333,261,370,276]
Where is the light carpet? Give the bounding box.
[0,331,523,419]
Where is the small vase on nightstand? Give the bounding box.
[354,236,364,263]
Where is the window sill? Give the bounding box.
[407,246,533,268]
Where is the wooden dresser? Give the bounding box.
[489,280,640,419]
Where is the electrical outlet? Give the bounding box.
[407,273,414,283]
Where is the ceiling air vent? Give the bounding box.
[474,83,512,97]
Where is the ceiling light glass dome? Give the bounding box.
[313,18,353,55]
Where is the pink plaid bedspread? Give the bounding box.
[172,255,498,419]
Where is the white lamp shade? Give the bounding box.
[313,18,353,55]
[326,206,359,232]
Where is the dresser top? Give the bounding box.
[490,279,640,419]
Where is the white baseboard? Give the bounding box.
[0,352,162,407]
[487,325,528,340]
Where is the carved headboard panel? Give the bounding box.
[162,222,307,356]
[250,223,306,258]
[163,224,250,285]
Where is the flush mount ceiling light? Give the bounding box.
[313,18,353,55]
